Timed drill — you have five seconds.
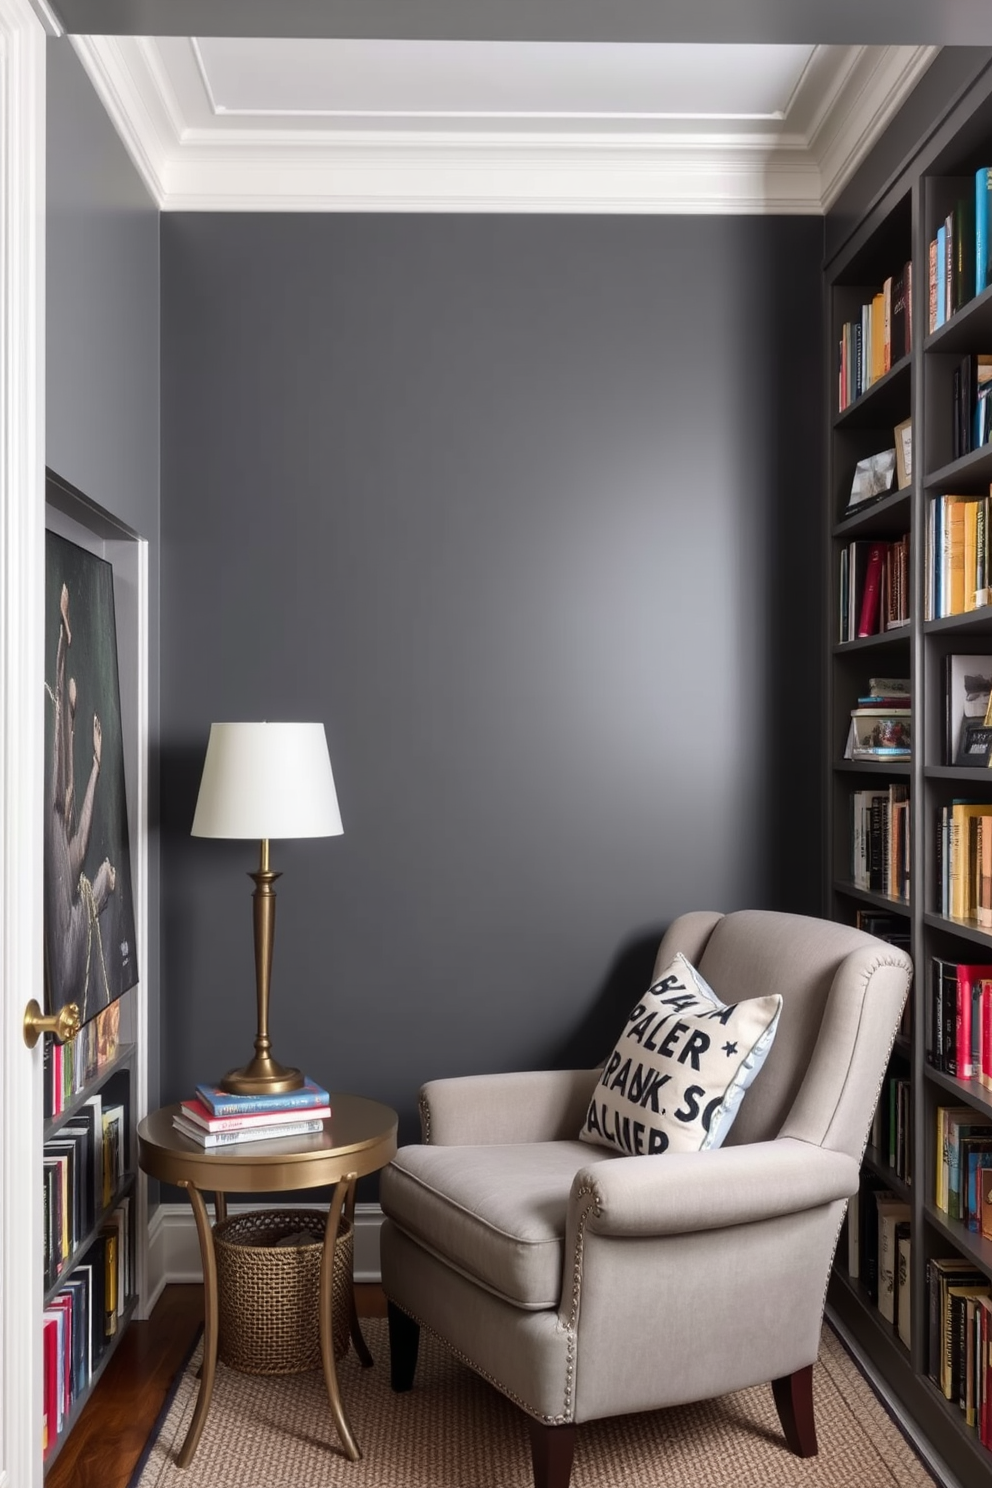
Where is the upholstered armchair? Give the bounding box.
[379,909,912,1488]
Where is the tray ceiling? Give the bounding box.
[72,37,939,212]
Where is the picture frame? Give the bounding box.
[894,417,913,490]
[955,719,992,767]
[945,652,992,763]
[848,448,896,509]
[43,530,138,1025]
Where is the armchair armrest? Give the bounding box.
[420,1068,599,1145]
[573,1138,858,1237]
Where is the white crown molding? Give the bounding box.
[812,44,938,209]
[71,37,938,214]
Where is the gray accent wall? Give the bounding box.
[161,212,823,1149]
[46,36,161,1112]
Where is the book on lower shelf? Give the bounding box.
[42,1203,132,1459]
[926,492,992,621]
[849,785,910,899]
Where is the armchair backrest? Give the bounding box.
[654,910,912,1158]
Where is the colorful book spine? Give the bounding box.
[979,167,992,296]
[179,1095,331,1132]
[194,1077,330,1117]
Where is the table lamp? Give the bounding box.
[191,721,342,1095]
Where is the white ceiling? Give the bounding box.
[73,37,939,212]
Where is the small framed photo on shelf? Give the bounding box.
[955,720,992,767]
[847,448,896,509]
[894,417,912,490]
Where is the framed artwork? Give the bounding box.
[847,448,896,509]
[945,652,992,763]
[43,530,137,1025]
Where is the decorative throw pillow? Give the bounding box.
[580,952,782,1156]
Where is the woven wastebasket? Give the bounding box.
[213,1208,352,1375]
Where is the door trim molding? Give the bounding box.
[0,2,46,1484]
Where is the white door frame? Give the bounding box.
[0,1,46,1484]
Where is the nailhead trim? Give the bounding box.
[419,1093,432,1145]
[382,1292,572,1425]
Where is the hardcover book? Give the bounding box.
[194,1076,330,1117]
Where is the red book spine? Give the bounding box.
[958,970,974,1078]
[857,543,887,637]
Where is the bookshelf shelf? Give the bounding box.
[923,607,992,635]
[926,443,992,493]
[832,879,911,912]
[833,354,912,430]
[833,760,912,777]
[924,1201,992,1278]
[834,487,912,539]
[925,280,992,354]
[925,1064,992,1118]
[923,912,992,950]
[832,633,913,655]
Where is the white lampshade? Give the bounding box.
[191,722,343,840]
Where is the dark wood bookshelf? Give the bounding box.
[824,58,992,1488]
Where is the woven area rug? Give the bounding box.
[131,1318,939,1488]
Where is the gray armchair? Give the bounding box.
[379,909,912,1488]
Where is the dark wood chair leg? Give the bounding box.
[772,1364,818,1457]
[387,1301,421,1392]
[528,1418,577,1488]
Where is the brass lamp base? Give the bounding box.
[220,1054,303,1096]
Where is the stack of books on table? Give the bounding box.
[173,1078,331,1148]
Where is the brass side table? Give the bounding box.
[137,1093,397,1468]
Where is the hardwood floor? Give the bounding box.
[46,1283,388,1488]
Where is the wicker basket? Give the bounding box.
[213,1208,352,1375]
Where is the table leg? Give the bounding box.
[320,1173,361,1460]
[344,1179,373,1368]
[214,1192,227,1225]
[177,1181,219,1468]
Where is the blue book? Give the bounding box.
[937,224,947,327]
[978,167,992,295]
[194,1076,330,1117]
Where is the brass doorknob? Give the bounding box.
[23,998,80,1049]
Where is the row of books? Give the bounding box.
[838,537,910,641]
[43,1000,121,1120]
[43,1202,131,1457]
[870,1072,912,1185]
[951,352,992,462]
[929,961,992,1085]
[936,802,992,925]
[44,1094,126,1288]
[936,1104,992,1228]
[837,262,912,411]
[928,1256,992,1437]
[845,1173,911,1345]
[849,786,910,901]
[927,168,992,337]
[925,491,992,620]
[173,1076,331,1148]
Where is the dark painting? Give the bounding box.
[44,530,138,1024]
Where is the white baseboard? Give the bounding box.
[145,1200,385,1311]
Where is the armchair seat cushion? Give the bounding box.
[380,1140,618,1309]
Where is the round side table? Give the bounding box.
[137,1093,397,1468]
